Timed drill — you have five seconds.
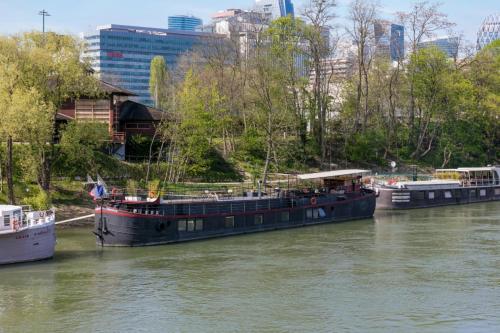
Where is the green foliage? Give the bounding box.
[22,186,51,210]
[126,179,139,196]
[56,122,109,177]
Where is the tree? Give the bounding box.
[302,0,337,162]
[149,56,171,110]
[346,0,378,131]
[396,1,454,137]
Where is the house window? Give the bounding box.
[225,216,234,228]
[3,215,10,227]
[255,214,263,225]
[444,191,452,199]
[428,192,435,200]
[187,219,195,232]
[195,218,203,231]
[281,211,289,222]
[177,219,186,231]
[137,123,150,129]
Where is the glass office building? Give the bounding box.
[477,13,500,50]
[85,24,217,105]
[254,0,295,21]
[374,21,404,61]
[418,37,459,58]
[168,15,203,32]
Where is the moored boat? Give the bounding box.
[93,170,376,247]
[376,167,500,209]
[0,205,56,265]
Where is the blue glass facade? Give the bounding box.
[255,0,295,20]
[390,24,405,61]
[85,24,216,105]
[418,37,459,58]
[168,15,203,31]
[374,21,404,61]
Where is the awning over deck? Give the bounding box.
[297,169,371,180]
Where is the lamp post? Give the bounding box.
[38,9,50,34]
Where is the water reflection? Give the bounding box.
[0,203,499,332]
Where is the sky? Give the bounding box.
[0,0,498,44]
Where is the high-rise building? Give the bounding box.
[254,0,294,21]
[476,13,500,50]
[85,24,219,105]
[418,37,459,58]
[168,15,203,31]
[374,20,404,61]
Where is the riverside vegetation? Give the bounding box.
[0,0,499,208]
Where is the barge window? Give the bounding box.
[496,189,500,196]
[3,215,10,227]
[281,211,289,222]
[255,214,263,225]
[187,219,195,232]
[225,216,234,228]
[313,208,320,219]
[178,219,187,231]
[428,192,435,200]
[195,218,203,231]
[480,189,486,197]
[306,209,313,219]
[444,191,452,199]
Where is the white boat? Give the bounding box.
[0,205,56,265]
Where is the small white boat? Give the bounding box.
[0,205,56,265]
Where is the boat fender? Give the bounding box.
[310,197,317,205]
[156,221,166,233]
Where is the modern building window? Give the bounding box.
[177,219,186,231]
[428,192,435,200]
[225,216,235,228]
[3,215,10,227]
[187,219,195,232]
[255,214,263,225]
[281,211,289,222]
[195,218,203,231]
[444,191,453,199]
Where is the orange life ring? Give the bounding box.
[310,197,317,205]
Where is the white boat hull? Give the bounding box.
[0,223,56,265]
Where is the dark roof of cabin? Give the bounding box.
[100,80,137,96]
[119,100,166,121]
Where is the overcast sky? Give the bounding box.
[1,0,498,44]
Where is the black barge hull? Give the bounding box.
[377,186,500,210]
[95,192,376,247]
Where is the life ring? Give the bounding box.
[388,178,397,185]
[149,190,158,198]
[310,197,317,205]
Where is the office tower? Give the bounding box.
[168,15,203,31]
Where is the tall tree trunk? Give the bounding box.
[6,136,15,204]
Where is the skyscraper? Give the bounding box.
[418,37,459,58]
[168,15,203,31]
[374,20,404,61]
[476,13,500,50]
[85,24,218,105]
[254,0,294,21]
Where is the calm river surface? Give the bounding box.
[1,203,500,332]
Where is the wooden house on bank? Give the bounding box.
[56,80,165,159]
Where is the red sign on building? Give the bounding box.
[107,51,123,58]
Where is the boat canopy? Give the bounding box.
[297,169,371,180]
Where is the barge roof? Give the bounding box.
[298,169,370,180]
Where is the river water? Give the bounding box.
[1,203,499,332]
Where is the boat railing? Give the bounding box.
[109,191,352,217]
